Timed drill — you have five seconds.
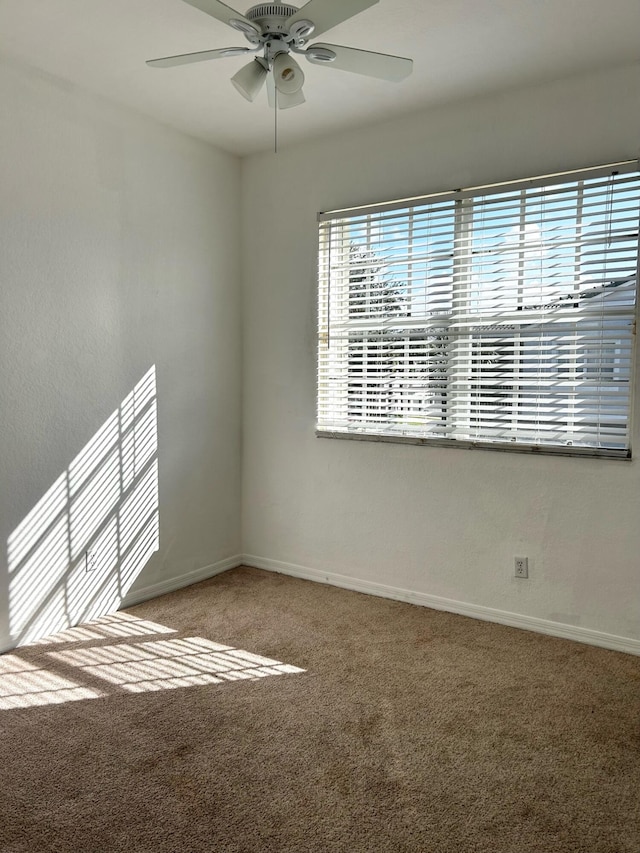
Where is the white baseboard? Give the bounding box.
[4,554,637,658]
[120,554,243,609]
[242,554,640,657]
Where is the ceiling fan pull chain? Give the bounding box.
[274,83,278,154]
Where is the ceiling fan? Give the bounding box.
[147,0,413,110]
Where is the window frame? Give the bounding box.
[316,161,640,460]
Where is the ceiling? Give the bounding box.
[1,0,639,156]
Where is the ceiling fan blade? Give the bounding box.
[286,0,379,39]
[306,43,413,81]
[181,0,259,33]
[147,47,253,68]
[267,75,306,109]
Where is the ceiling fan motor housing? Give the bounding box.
[246,4,300,35]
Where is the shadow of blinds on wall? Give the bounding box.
[317,162,640,458]
[7,367,159,646]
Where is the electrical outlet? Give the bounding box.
[514,556,529,579]
[85,550,98,573]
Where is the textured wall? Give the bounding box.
[241,63,640,643]
[0,59,242,647]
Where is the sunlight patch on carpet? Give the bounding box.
[0,654,104,709]
[0,613,305,709]
[47,636,305,693]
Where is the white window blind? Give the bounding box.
[317,163,640,458]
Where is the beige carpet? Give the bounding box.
[1,566,639,852]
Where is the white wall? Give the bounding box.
[0,58,242,648]
[2,57,639,654]
[241,63,640,649]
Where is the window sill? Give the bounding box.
[316,429,632,460]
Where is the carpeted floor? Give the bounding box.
[1,566,639,852]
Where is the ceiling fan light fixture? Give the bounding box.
[277,88,306,110]
[231,58,268,101]
[272,52,305,94]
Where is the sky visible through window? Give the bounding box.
[345,174,639,315]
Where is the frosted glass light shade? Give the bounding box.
[273,53,305,95]
[231,59,268,101]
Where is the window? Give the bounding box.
[317,163,640,458]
